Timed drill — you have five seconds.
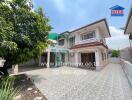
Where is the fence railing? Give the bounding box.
[121,59,132,86]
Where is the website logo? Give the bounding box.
[110,5,125,16]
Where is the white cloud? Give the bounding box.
[109,26,124,37]
[53,0,65,13]
[106,26,130,50]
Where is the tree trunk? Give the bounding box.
[0,60,12,76]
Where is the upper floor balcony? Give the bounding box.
[57,30,108,49]
[57,37,107,49]
[68,39,107,49]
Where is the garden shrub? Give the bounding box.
[0,76,19,100]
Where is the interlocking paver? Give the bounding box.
[23,63,132,100]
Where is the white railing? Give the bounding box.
[121,59,132,86]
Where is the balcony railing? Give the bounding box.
[54,38,107,49]
[76,38,97,45]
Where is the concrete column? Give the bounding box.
[12,64,18,74]
[47,50,50,68]
[95,49,101,70]
[65,53,68,66]
[75,52,79,66]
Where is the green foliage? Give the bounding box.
[37,6,44,16]
[0,76,19,100]
[111,50,120,57]
[0,0,51,65]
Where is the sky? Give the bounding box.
[33,0,132,50]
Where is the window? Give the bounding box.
[81,31,95,40]
[58,39,64,46]
[69,37,75,47]
[102,53,107,61]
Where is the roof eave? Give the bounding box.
[71,18,111,37]
[124,7,132,34]
[104,19,111,37]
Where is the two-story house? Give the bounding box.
[20,19,111,70]
[120,7,132,63]
[57,19,111,70]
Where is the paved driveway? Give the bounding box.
[23,63,132,100]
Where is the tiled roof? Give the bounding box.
[70,42,108,49]
[59,19,111,37]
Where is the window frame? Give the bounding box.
[58,38,65,46]
[69,36,75,47]
[81,31,96,41]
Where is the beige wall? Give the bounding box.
[95,48,109,70]
[73,28,106,46]
[120,48,132,63]
[59,27,107,49]
[70,47,109,70]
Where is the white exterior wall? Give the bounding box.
[56,22,109,70]
[59,27,106,49]
[121,59,132,85]
[70,46,109,70]
[95,49,102,70]
[69,53,75,66]
[96,28,102,41]
[74,52,81,66]
[95,48,109,70]
[72,28,106,46]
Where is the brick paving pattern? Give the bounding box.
[24,63,132,100]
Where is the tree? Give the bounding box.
[111,50,120,58]
[0,0,52,75]
[37,6,44,16]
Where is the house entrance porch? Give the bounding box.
[80,52,96,69]
[70,46,109,70]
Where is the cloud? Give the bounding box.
[106,26,130,50]
[109,26,124,37]
[52,0,65,13]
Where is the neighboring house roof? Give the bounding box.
[60,19,111,37]
[70,42,108,49]
[124,7,132,34]
[60,31,70,35]
[110,5,125,10]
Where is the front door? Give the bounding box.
[81,53,95,69]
